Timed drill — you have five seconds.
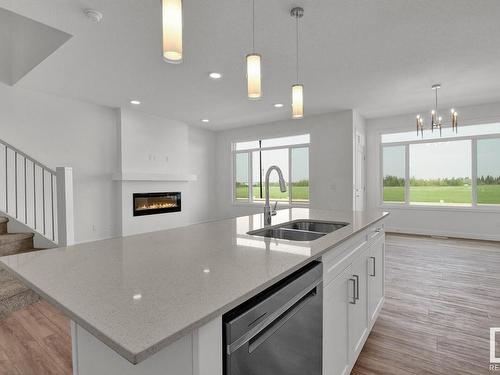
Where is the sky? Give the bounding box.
[477,138,500,177]
[235,147,309,184]
[410,141,471,179]
[238,135,500,184]
[384,139,500,180]
[252,148,309,183]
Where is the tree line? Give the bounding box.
[252,180,309,187]
[236,180,310,187]
[478,175,500,185]
[384,175,500,186]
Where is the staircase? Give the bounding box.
[0,216,40,318]
[0,138,74,247]
[0,138,74,319]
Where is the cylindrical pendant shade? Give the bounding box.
[247,54,262,99]
[162,0,183,63]
[292,84,304,119]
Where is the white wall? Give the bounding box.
[120,109,188,174]
[366,101,500,241]
[118,109,216,236]
[352,110,366,211]
[215,111,355,219]
[0,82,119,243]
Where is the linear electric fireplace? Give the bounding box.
[133,192,181,216]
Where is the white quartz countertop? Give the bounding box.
[0,208,387,364]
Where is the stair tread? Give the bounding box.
[0,233,34,245]
[0,221,41,317]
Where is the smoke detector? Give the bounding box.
[84,9,103,23]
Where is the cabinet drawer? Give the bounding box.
[322,232,368,287]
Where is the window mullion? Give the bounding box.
[405,144,410,204]
[472,138,478,207]
[289,147,292,205]
[379,144,384,205]
[232,152,236,202]
[248,151,253,202]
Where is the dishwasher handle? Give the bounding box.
[227,279,321,355]
[248,287,317,353]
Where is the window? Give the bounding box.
[233,134,310,204]
[477,138,500,205]
[409,141,471,205]
[382,146,405,203]
[381,124,500,207]
[291,147,309,202]
[381,122,500,143]
[252,148,289,202]
[235,153,249,200]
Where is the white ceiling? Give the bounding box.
[1,0,500,130]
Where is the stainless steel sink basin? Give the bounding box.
[279,220,348,233]
[249,228,326,241]
[247,220,349,242]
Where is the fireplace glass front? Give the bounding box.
[133,192,181,216]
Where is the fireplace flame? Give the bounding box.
[136,202,177,211]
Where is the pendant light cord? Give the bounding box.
[296,15,299,83]
[252,0,255,52]
[435,87,438,115]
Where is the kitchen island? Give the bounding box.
[0,208,387,375]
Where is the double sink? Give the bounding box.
[248,220,349,242]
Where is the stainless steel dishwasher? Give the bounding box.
[223,261,323,375]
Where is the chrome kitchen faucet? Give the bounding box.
[264,166,287,225]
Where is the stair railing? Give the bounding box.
[0,138,74,246]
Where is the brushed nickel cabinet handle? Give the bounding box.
[353,274,360,301]
[349,278,357,304]
[370,256,376,277]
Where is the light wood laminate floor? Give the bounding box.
[0,234,499,374]
[352,234,500,375]
[0,299,71,375]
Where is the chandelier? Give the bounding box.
[416,84,458,137]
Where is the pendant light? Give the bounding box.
[291,7,304,119]
[416,84,458,137]
[162,0,183,63]
[247,0,262,99]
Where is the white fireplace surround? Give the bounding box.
[112,172,197,182]
[117,108,213,237]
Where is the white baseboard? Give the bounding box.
[386,226,500,242]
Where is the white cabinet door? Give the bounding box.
[368,234,385,326]
[323,266,352,375]
[348,247,369,362]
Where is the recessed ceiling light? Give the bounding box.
[274,103,284,108]
[203,268,211,273]
[133,294,142,300]
[201,119,210,123]
[130,100,141,105]
[209,72,222,79]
